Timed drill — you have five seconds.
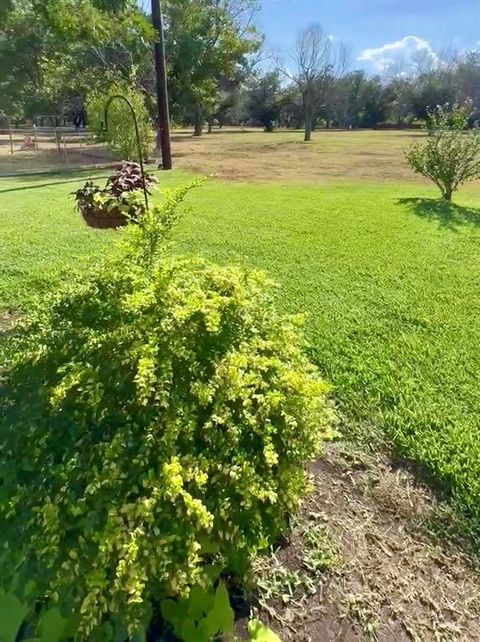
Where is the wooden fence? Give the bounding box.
[0,126,111,175]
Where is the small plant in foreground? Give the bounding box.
[406,101,480,202]
[0,586,281,642]
[302,523,340,575]
[0,184,333,638]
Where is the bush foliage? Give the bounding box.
[0,186,333,638]
[87,83,154,161]
[406,101,480,201]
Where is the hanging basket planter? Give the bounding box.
[74,94,158,231]
[73,164,158,230]
[79,204,128,229]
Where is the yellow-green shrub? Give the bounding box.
[0,202,333,639]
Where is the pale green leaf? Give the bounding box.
[0,592,29,642]
[247,619,281,642]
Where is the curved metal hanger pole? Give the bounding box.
[103,94,149,210]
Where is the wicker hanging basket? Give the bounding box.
[80,204,128,229]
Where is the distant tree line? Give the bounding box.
[1,4,479,138]
[237,24,480,140]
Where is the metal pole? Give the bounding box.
[151,0,172,170]
[104,94,149,210]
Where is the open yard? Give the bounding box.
[2,129,480,639]
[171,127,431,183]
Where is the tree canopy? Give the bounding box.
[0,0,152,120]
[163,0,262,135]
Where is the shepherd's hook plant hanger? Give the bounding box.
[102,94,149,210]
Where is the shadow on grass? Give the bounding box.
[0,177,110,194]
[391,453,480,567]
[398,197,480,230]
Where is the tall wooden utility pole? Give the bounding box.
[151,0,172,170]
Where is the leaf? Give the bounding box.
[161,598,184,630]
[0,592,29,642]
[247,619,281,642]
[36,607,68,642]
[179,618,200,642]
[202,581,234,638]
[59,614,81,639]
[193,618,214,642]
[112,621,129,642]
[186,585,214,620]
[130,625,146,642]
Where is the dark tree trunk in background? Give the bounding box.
[194,107,203,136]
[304,106,312,141]
[304,119,312,141]
[207,116,213,133]
[303,94,312,141]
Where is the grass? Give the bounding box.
[175,180,480,519]
[2,130,480,529]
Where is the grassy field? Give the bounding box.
[2,129,480,526]
[171,127,430,183]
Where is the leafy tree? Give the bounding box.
[205,70,247,130]
[331,71,389,128]
[410,69,456,121]
[277,84,302,128]
[164,0,261,136]
[387,76,415,126]
[246,71,284,130]
[406,102,480,201]
[456,51,480,116]
[0,0,152,120]
[333,70,365,128]
[360,76,391,127]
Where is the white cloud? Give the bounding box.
[357,35,439,73]
[327,34,335,41]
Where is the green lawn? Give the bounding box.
[2,169,480,523]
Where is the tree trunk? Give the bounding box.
[304,114,312,141]
[194,107,203,136]
[443,186,453,202]
[303,94,312,141]
[207,117,213,134]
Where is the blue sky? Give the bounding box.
[256,0,480,73]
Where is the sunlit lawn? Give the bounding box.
[2,130,480,525]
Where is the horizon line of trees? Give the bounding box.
[1,2,479,139]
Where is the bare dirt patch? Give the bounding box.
[252,443,480,641]
[171,128,433,184]
[0,132,112,175]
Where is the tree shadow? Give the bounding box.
[398,197,480,230]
